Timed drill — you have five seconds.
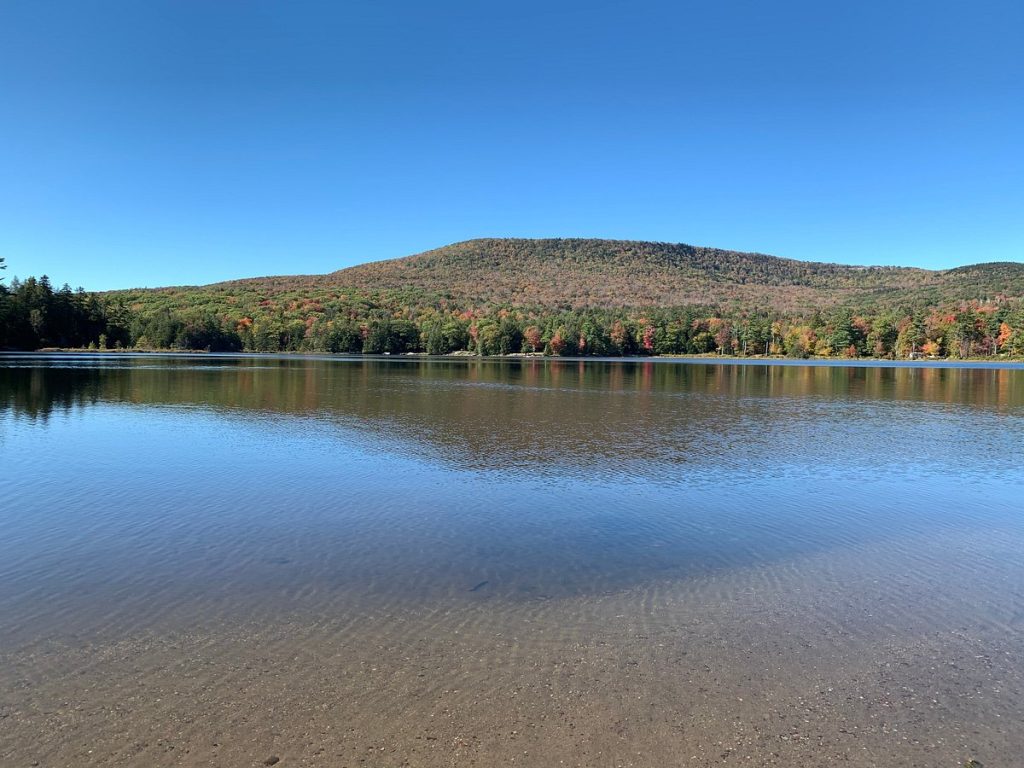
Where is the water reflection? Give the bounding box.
[1,354,1022,643]
[3,355,1023,481]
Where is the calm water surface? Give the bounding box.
[1,354,1023,766]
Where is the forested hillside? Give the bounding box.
[209,239,1024,312]
[2,239,1024,358]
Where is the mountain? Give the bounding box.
[10,238,1022,356]
[174,238,1024,313]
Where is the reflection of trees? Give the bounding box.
[2,357,1023,475]
[0,363,109,422]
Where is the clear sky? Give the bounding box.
[1,1,1021,290]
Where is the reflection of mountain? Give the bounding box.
[3,356,1023,481]
[3,354,1024,630]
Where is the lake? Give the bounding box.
[1,353,1022,766]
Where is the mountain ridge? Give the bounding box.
[130,238,1024,313]
[10,238,1023,356]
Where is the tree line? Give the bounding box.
[2,269,1024,359]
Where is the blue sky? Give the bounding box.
[1,0,1021,290]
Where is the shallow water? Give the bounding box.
[1,354,1023,766]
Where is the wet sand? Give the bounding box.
[3,530,1021,768]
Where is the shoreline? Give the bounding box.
[3,348,1024,369]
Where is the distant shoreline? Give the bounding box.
[4,348,1024,370]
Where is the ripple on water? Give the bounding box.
[1,356,1024,764]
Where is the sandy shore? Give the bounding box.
[3,534,1020,768]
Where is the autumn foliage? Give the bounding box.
[3,239,1024,357]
